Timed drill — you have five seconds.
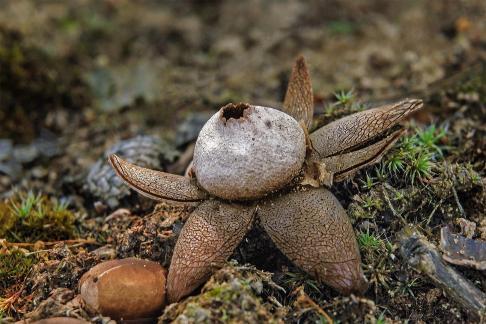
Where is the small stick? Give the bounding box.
[1,238,99,249]
[425,200,442,226]
[292,286,334,324]
[399,228,486,320]
[381,186,407,225]
[451,186,466,218]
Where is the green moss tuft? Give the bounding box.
[314,88,365,130]
[357,231,385,252]
[0,192,77,243]
[0,249,38,296]
[383,125,446,184]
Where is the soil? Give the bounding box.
[0,1,485,323]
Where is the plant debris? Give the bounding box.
[440,226,486,271]
[400,228,486,320]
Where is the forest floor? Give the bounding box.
[1,1,485,323]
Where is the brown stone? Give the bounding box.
[79,258,166,320]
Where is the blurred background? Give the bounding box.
[1,2,485,129]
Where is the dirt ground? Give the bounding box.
[1,1,485,323]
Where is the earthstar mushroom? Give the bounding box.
[109,56,423,302]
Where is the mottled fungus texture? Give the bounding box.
[193,103,306,200]
[167,200,255,302]
[259,188,368,294]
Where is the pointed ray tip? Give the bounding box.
[108,154,127,177]
[108,153,121,168]
[294,55,307,69]
[403,98,424,113]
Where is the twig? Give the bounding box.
[399,228,486,320]
[381,186,407,225]
[292,286,334,324]
[0,289,22,314]
[451,186,466,218]
[425,200,442,226]
[1,238,99,249]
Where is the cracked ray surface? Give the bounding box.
[109,154,208,202]
[258,188,368,294]
[310,99,423,158]
[321,128,404,182]
[283,56,314,129]
[167,200,256,303]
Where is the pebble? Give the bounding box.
[13,144,39,163]
[79,258,167,321]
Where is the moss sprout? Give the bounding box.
[0,191,76,243]
[357,231,384,252]
[333,89,355,106]
[360,172,379,190]
[384,125,447,184]
[318,89,365,127]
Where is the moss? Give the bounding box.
[0,249,38,297]
[383,125,447,184]
[348,189,386,222]
[0,192,77,243]
[357,231,385,252]
[160,263,285,323]
[313,89,365,130]
[327,20,356,35]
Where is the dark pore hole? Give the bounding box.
[221,103,250,121]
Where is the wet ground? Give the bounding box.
[1,1,485,323]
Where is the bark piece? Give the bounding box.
[400,229,486,320]
[440,226,486,271]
